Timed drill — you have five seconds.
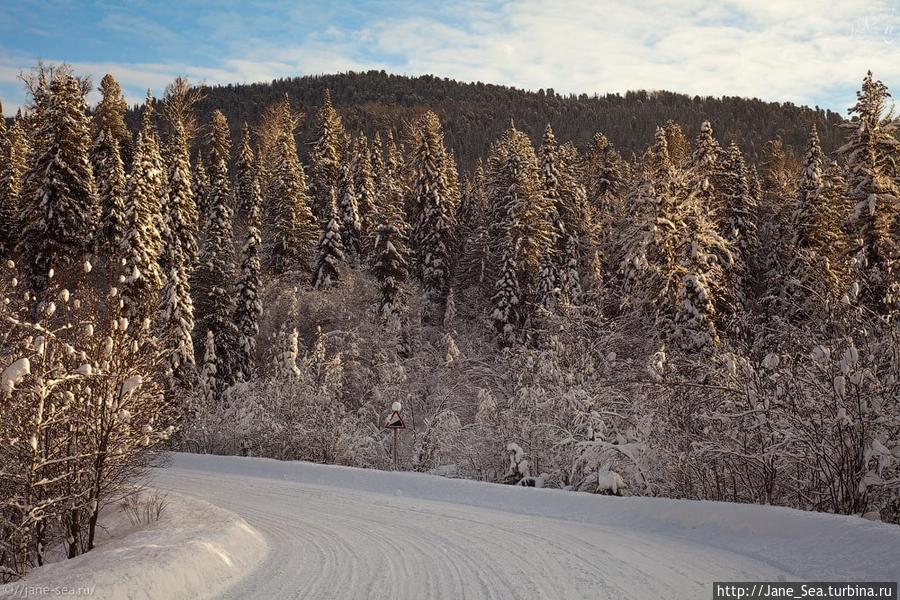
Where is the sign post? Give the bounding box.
[384,401,405,470]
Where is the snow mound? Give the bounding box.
[0,490,267,600]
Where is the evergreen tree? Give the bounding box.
[160,239,196,389]
[235,123,256,224]
[309,89,346,224]
[837,71,900,318]
[265,99,317,273]
[94,74,132,166]
[411,112,455,323]
[0,114,28,253]
[91,126,127,257]
[311,188,345,289]
[233,177,263,382]
[689,120,723,220]
[193,110,239,387]
[372,219,409,324]
[721,142,758,311]
[120,92,165,320]
[337,159,362,260]
[353,134,377,241]
[161,107,199,272]
[199,329,219,406]
[17,72,98,295]
[192,152,210,227]
[492,236,523,345]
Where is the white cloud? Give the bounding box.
[1,0,897,114]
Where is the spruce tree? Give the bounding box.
[372,219,409,324]
[199,329,219,406]
[311,188,345,289]
[192,152,210,228]
[120,92,165,320]
[265,100,317,273]
[837,71,900,318]
[411,112,455,323]
[492,236,523,345]
[160,238,196,389]
[353,134,377,242]
[91,126,127,257]
[193,110,239,387]
[161,113,199,273]
[309,89,346,224]
[17,72,98,295]
[0,114,28,253]
[721,142,758,311]
[235,123,256,224]
[94,74,132,166]
[337,159,362,260]
[233,176,262,382]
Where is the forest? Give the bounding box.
[0,64,898,581]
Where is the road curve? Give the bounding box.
[152,455,802,600]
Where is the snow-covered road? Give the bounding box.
[153,453,900,600]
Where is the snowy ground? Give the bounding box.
[4,453,898,599]
[0,486,265,600]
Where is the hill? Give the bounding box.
[126,70,844,170]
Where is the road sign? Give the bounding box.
[385,410,405,429]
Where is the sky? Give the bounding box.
[0,0,898,115]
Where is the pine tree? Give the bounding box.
[265,99,317,273]
[0,114,28,254]
[90,126,127,257]
[337,159,362,260]
[94,74,132,166]
[311,188,345,289]
[193,110,239,387]
[411,112,455,323]
[837,71,900,318]
[309,89,346,224]
[17,72,97,295]
[233,177,263,381]
[120,92,165,320]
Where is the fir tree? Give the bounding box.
[235,123,256,224]
[193,110,239,387]
[492,236,523,345]
[0,114,28,253]
[94,74,132,166]
[309,89,346,224]
[352,134,377,241]
[721,142,758,310]
[337,159,362,260]
[160,239,196,389]
[91,126,127,256]
[120,92,165,320]
[192,152,210,227]
[411,112,455,323]
[311,188,345,289]
[17,72,97,295]
[837,71,900,318]
[372,219,409,324]
[233,177,263,381]
[265,99,317,273]
[199,329,219,406]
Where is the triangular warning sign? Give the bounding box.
[384,410,405,429]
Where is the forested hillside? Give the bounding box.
[124,70,845,170]
[1,64,898,583]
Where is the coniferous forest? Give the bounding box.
[1,64,899,580]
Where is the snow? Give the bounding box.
[6,452,898,599]
[1,358,30,394]
[0,490,266,600]
[154,453,900,598]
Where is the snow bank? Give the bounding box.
[168,452,900,582]
[0,490,267,600]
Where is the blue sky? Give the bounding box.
[1,0,898,114]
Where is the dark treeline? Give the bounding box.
[123,70,844,170]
